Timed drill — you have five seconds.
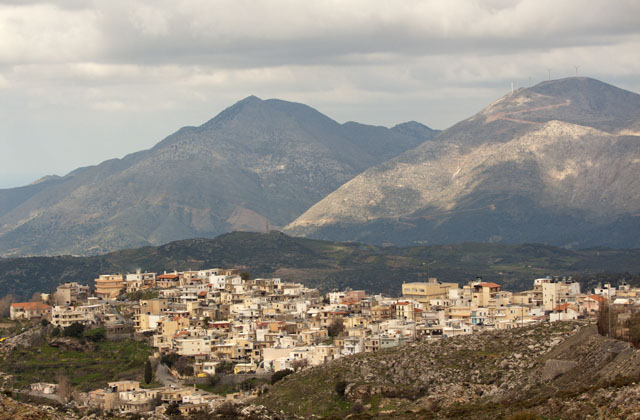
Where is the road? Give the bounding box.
[155,363,182,388]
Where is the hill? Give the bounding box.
[1,231,639,300]
[0,97,437,257]
[258,322,640,419]
[285,77,640,248]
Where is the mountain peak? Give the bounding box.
[239,94,263,103]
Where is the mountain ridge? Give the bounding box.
[1,231,639,301]
[0,96,438,256]
[285,77,640,248]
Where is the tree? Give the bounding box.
[0,294,16,318]
[328,318,344,337]
[270,369,293,384]
[165,401,180,415]
[625,311,640,347]
[161,352,180,368]
[335,380,348,397]
[291,358,308,372]
[240,271,251,281]
[144,359,153,384]
[30,292,42,303]
[63,322,85,338]
[174,356,193,376]
[56,373,72,403]
[84,327,106,342]
[597,302,618,337]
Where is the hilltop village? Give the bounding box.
[4,268,638,415]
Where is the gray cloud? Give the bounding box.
[1,0,639,188]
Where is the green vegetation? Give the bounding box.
[144,359,152,384]
[270,369,293,384]
[126,289,159,301]
[0,339,152,391]
[84,327,106,342]
[1,232,639,300]
[63,322,85,338]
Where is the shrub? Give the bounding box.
[328,319,344,337]
[84,327,106,342]
[144,359,152,384]
[270,369,293,384]
[335,380,348,397]
[351,401,365,414]
[161,353,180,368]
[63,322,85,338]
[165,401,180,415]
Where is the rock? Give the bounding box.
[541,359,579,381]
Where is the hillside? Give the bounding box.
[285,77,640,248]
[1,231,639,300]
[258,322,640,419]
[0,97,437,257]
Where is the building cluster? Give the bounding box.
[6,269,640,415]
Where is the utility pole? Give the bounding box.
[608,300,611,338]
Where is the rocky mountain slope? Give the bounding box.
[285,78,640,248]
[258,322,640,419]
[0,97,437,257]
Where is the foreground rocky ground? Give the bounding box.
[3,321,640,419]
[258,321,640,419]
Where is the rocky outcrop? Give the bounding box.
[48,338,94,353]
[260,322,640,419]
[541,359,578,381]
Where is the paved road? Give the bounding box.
[155,363,182,388]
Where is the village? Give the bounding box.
[5,268,638,416]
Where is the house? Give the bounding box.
[50,305,95,327]
[402,279,458,306]
[9,302,51,320]
[550,303,579,322]
[29,382,57,394]
[94,274,125,300]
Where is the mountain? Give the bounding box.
[285,78,640,248]
[0,96,437,256]
[1,231,639,301]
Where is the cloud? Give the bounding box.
[0,0,639,187]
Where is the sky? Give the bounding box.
[1,0,639,188]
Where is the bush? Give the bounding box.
[161,353,180,368]
[215,402,238,417]
[335,380,348,397]
[270,369,293,384]
[351,401,365,414]
[84,327,106,342]
[63,322,85,338]
[208,374,221,386]
[328,319,344,337]
[174,356,193,376]
[165,401,180,415]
